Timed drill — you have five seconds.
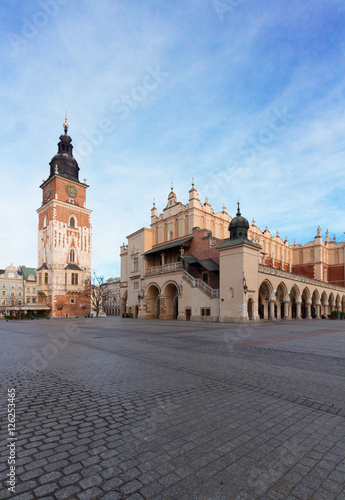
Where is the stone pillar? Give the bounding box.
[296,301,301,319]
[316,303,321,320]
[269,300,276,320]
[306,302,312,320]
[158,296,164,320]
[283,301,289,320]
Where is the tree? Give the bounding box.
[84,272,105,317]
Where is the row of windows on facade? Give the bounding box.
[43,215,78,228]
[2,284,23,289]
[1,298,37,306]
[1,288,36,296]
[38,271,79,286]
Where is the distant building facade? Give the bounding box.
[20,267,38,306]
[101,278,121,316]
[120,184,345,322]
[0,266,24,313]
[37,118,92,318]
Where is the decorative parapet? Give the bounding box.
[146,262,183,275]
[258,264,345,293]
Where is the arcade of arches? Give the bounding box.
[258,277,345,320]
[121,271,345,321]
[122,282,179,320]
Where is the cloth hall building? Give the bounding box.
[120,184,345,322]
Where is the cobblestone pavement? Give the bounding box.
[1,317,345,499]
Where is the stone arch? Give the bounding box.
[301,287,311,319]
[161,281,180,320]
[290,284,301,319]
[311,289,320,319]
[321,291,328,316]
[258,279,274,320]
[329,292,335,312]
[336,294,341,311]
[145,283,161,319]
[276,282,289,320]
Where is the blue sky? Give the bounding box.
[1,0,345,277]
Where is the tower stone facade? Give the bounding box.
[37,118,92,317]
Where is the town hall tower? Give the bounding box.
[37,117,92,317]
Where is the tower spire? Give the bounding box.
[237,201,241,216]
[63,112,69,135]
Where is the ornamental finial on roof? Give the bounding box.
[171,182,173,192]
[237,201,241,216]
[63,112,69,134]
[191,178,195,187]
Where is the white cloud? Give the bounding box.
[1,0,345,274]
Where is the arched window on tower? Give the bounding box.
[69,216,76,228]
[43,215,48,228]
[69,249,75,263]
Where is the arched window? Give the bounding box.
[69,216,76,228]
[69,249,75,263]
[43,215,48,228]
[299,251,303,264]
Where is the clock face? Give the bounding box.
[46,185,51,198]
[66,184,77,198]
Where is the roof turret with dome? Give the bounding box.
[229,202,250,240]
[48,115,80,182]
[217,202,261,250]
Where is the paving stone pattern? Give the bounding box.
[0,318,345,499]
